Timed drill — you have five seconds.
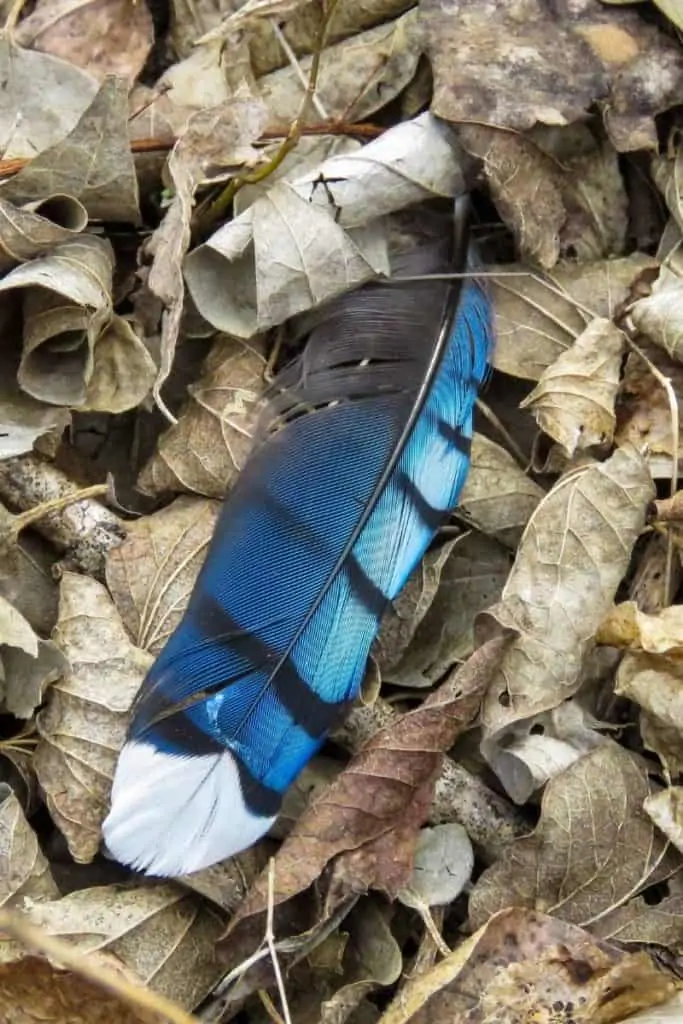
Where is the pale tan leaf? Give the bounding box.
[105,496,220,653]
[0,235,114,408]
[0,788,58,908]
[469,743,680,931]
[615,652,683,777]
[480,446,653,739]
[379,906,674,1024]
[83,315,156,414]
[2,637,68,719]
[0,594,39,657]
[15,0,153,83]
[387,532,511,687]
[623,992,683,1024]
[615,342,683,479]
[0,883,225,1009]
[398,824,473,910]
[185,113,462,337]
[491,254,656,380]
[0,38,98,161]
[645,788,683,857]
[0,195,87,273]
[630,266,683,364]
[599,601,683,656]
[138,335,266,498]
[0,77,140,223]
[33,573,152,862]
[458,434,544,548]
[521,318,624,456]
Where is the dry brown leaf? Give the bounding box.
[0,788,58,908]
[0,884,225,1010]
[458,433,544,548]
[591,876,683,950]
[379,907,675,1024]
[480,445,653,741]
[0,38,98,161]
[137,335,266,499]
[469,743,680,931]
[0,77,140,224]
[491,254,656,379]
[616,343,683,479]
[83,315,156,414]
[599,601,683,656]
[615,651,683,778]
[0,196,87,273]
[219,637,509,968]
[604,39,683,152]
[630,266,683,364]
[33,572,152,862]
[373,537,458,676]
[0,594,68,719]
[386,532,511,687]
[16,0,153,83]
[105,496,220,653]
[0,533,59,637]
[645,788,683,856]
[520,318,625,456]
[257,9,422,123]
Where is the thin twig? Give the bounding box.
[476,398,529,468]
[265,858,292,1024]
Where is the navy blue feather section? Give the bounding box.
[126,236,493,819]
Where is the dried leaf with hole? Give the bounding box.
[15,0,153,83]
[219,637,509,968]
[185,113,464,337]
[105,496,220,653]
[33,572,152,862]
[469,743,681,931]
[0,884,225,1010]
[520,318,625,456]
[480,445,653,741]
[137,335,266,499]
[0,77,140,224]
[458,434,544,548]
[378,906,675,1024]
[0,39,98,161]
[0,787,58,907]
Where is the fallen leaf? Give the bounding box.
[623,992,683,1024]
[458,434,544,548]
[520,318,625,456]
[469,743,680,931]
[479,445,654,741]
[386,531,511,687]
[615,651,683,778]
[0,38,98,160]
[33,572,152,862]
[630,266,683,364]
[0,77,140,224]
[398,824,474,910]
[184,112,463,337]
[137,334,266,498]
[16,0,153,83]
[645,788,683,857]
[0,884,225,1010]
[379,906,675,1024]
[0,593,68,718]
[598,601,683,656]
[105,496,220,652]
[219,637,510,968]
[82,315,156,414]
[0,787,58,908]
[0,195,87,272]
[257,8,422,123]
[615,343,683,479]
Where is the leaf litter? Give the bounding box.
[4,0,683,1021]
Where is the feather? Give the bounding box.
[103,202,494,876]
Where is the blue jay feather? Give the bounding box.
[103,204,494,876]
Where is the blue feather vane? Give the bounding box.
[103,205,493,876]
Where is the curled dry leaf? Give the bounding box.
[645,787,683,857]
[520,318,625,456]
[0,883,225,1010]
[599,600,683,656]
[0,195,88,273]
[33,572,152,863]
[0,77,140,224]
[615,343,683,479]
[258,9,422,124]
[468,742,681,932]
[137,335,267,499]
[83,315,156,414]
[0,39,98,161]
[386,532,511,687]
[614,647,683,778]
[0,787,58,907]
[185,113,464,337]
[458,433,544,548]
[219,637,510,967]
[105,496,220,653]
[479,444,654,742]
[15,0,153,83]
[379,907,675,1024]
[491,254,657,380]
